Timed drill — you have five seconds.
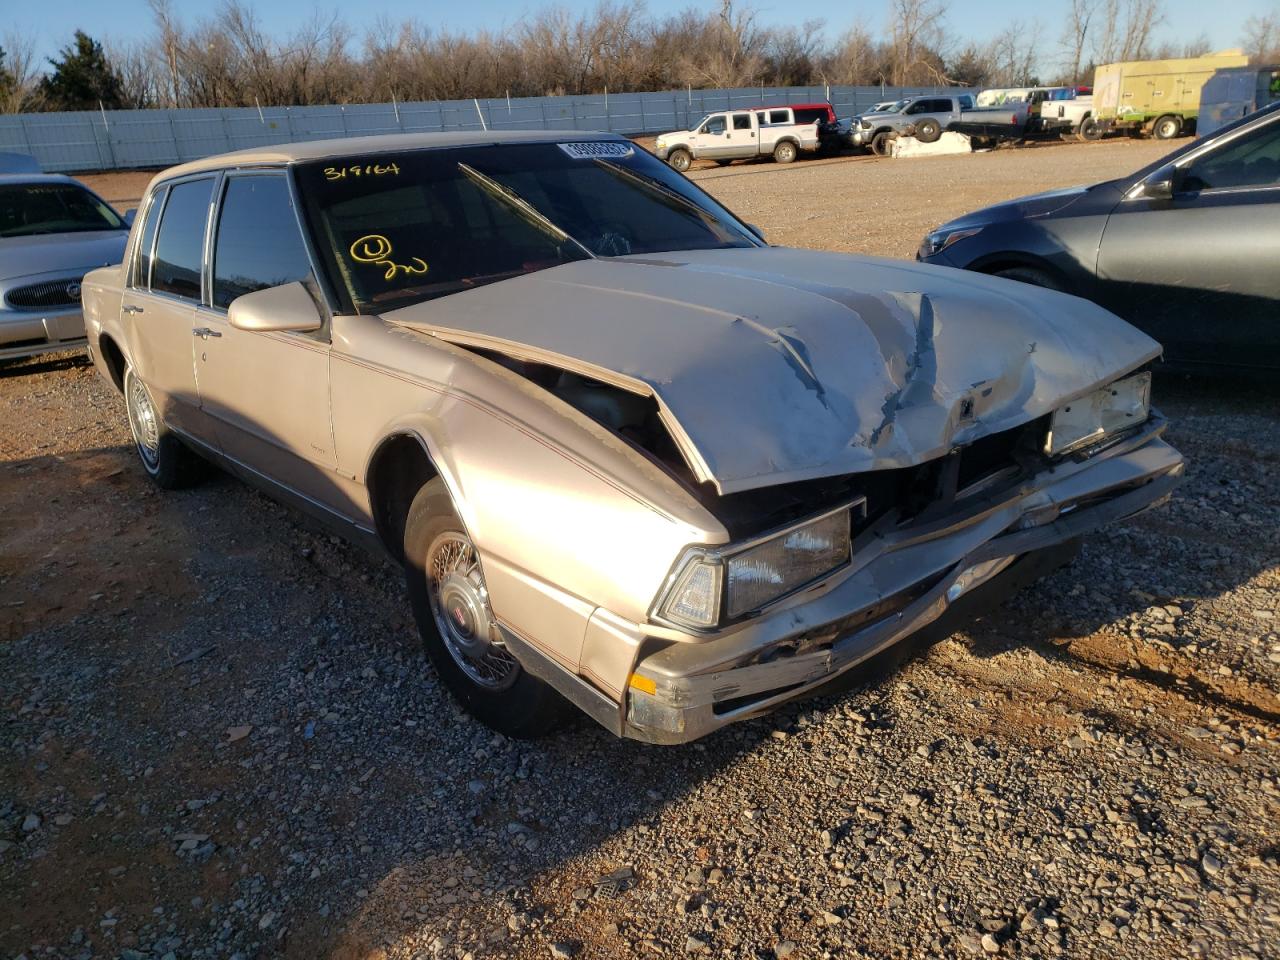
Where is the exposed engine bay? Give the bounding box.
[473,346,1051,541]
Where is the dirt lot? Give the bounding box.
[3,140,1279,960]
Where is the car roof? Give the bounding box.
[154,130,626,182]
[0,173,79,187]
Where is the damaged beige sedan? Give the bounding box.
[82,132,1184,743]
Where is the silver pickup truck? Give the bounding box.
[847,95,976,155]
[655,109,821,170]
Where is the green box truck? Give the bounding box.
[1092,50,1251,139]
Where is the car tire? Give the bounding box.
[714,158,733,167]
[1077,116,1102,141]
[1153,115,1181,140]
[123,367,207,489]
[666,148,692,172]
[993,266,1064,292]
[915,118,942,143]
[870,132,892,156]
[773,141,797,163]
[403,477,573,739]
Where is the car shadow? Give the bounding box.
[931,370,1280,723]
[0,348,91,379]
[4,368,1276,959]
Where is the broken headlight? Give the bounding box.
[654,503,855,630]
[1045,371,1151,457]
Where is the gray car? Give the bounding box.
[850,94,975,155]
[1,173,131,361]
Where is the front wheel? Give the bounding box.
[403,478,572,738]
[666,148,692,172]
[123,367,206,489]
[773,141,797,163]
[914,118,941,143]
[870,132,892,157]
[1077,116,1102,141]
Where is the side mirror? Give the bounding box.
[228,281,323,334]
[123,208,137,226]
[1142,164,1178,200]
[746,222,767,243]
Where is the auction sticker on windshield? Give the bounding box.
[557,142,634,159]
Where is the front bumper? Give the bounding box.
[0,305,87,360]
[622,423,1183,743]
[653,143,671,160]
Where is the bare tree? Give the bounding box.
[108,39,159,108]
[822,25,889,85]
[148,0,184,107]
[985,21,1042,86]
[1092,0,1165,64]
[1060,0,1095,83]
[886,0,949,85]
[1243,9,1280,63]
[0,30,41,113]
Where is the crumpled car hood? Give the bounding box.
[0,230,129,283]
[385,247,1159,495]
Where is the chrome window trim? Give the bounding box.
[134,172,219,307]
[126,185,165,292]
[202,166,333,343]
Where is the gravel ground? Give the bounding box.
[3,139,1278,960]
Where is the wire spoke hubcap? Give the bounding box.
[426,532,518,690]
[126,374,160,470]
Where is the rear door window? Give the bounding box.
[732,113,752,130]
[152,178,214,300]
[212,175,313,309]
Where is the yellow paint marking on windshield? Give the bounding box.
[324,162,401,181]
[349,234,429,281]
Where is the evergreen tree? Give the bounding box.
[39,31,123,110]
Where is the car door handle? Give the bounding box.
[193,327,222,339]
[123,304,144,315]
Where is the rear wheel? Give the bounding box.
[403,478,572,738]
[714,158,733,167]
[914,118,942,143]
[666,148,692,173]
[773,140,797,163]
[993,266,1063,292]
[1153,114,1181,140]
[123,367,206,489]
[870,132,892,156]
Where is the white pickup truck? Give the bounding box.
[654,108,820,171]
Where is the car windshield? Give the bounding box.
[295,141,759,314]
[0,182,124,238]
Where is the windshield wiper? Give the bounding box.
[590,159,752,245]
[456,163,594,260]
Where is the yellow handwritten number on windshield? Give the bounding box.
[349,234,429,282]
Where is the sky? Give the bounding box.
[16,0,1272,72]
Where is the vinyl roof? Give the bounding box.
[156,130,624,181]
